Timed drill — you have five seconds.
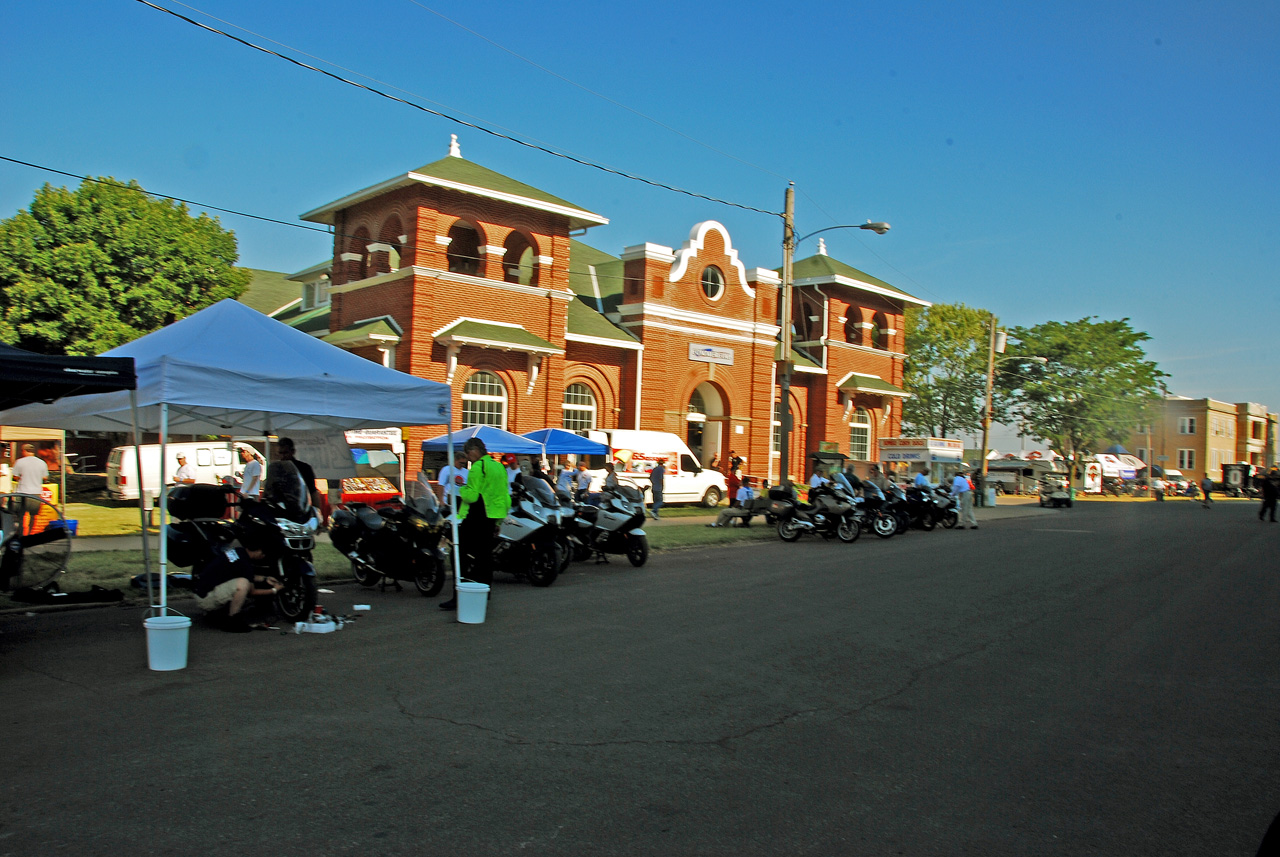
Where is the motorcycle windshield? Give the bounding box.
[265,461,310,520]
[519,474,557,508]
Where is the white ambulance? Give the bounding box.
[582,429,728,507]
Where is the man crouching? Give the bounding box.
[193,543,283,632]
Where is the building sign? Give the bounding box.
[688,343,733,365]
[878,436,964,463]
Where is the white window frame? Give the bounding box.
[561,383,597,431]
[700,266,725,301]
[849,407,871,461]
[1177,448,1196,470]
[462,371,507,429]
[1178,417,1196,435]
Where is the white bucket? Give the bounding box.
[456,581,490,624]
[144,615,192,671]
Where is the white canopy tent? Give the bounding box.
[0,300,455,618]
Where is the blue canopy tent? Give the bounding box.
[421,425,544,455]
[521,428,609,456]
[0,300,455,649]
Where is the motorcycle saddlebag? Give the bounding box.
[165,520,206,568]
[167,484,231,520]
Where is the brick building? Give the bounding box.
[1129,396,1278,484]
[270,139,928,482]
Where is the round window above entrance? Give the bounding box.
[700,266,725,300]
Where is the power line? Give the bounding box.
[135,0,781,219]
[402,0,791,183]
[0,154,333,237]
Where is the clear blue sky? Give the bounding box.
[4,0,1277,423]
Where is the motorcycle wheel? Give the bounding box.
[872,513,896,539]
[837,518,860,543]
[941,510,959,529]
[352,560,381,588]
[777,519,803,542]
[626,534,649,567]
[571,541,593,563]
[527,542,561,587]
[919,512,936,532]
[275,566,318,622]
[413,554,445,598]
[556,534,573,573]
[893,513,910,535]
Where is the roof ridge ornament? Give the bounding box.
[817,238,827,256]
[449,134,461,158]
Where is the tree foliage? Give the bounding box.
[1000,317,1167,474]
[0,178,249,355]
[902,302,995,438]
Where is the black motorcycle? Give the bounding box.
[166,482,319,622]
[330,491,447,598]
[902,485,938,531]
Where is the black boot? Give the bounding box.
[438,598,456,611]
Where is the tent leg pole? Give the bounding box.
[129,391,153,605]
[158,404,168,614]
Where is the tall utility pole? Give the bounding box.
[978,313,999,507]
[777,183,796,487]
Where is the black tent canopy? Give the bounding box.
[0,343,136,410]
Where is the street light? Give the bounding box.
[978,317,1047,504]
[778,183,891,487]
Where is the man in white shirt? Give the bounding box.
[11,444,49,534]
[238,446,263,498]
[557,462,575,496]
[809,466,830,489]
[575,461,592,501]
[951,469,977,529]
[172,454,195,485]
[435,451,469,507]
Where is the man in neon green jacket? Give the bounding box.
[440,437,511,610]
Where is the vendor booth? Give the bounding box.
[878,437,965,482]
[0,300,453,669]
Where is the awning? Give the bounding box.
[836,372,910,398]
[323,316,402,349]
[434,318,562,355]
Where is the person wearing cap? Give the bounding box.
[503,453,521,487]
[648,458,666,520]
[440,437,511,611]
[951,468,977,529]
[172,453,195,485]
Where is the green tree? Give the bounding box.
[1001,317,1167,476]
[0,178,249,355]
[902,302,995,438]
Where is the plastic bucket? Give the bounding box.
[144,615,192,671]
[456,581,490,625]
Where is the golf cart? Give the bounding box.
[1038,475,1073,508]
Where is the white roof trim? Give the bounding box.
[669,221,751,298]
[795,274,932,307]
[565,332,643,351]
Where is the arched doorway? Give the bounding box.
[685,382,725,467]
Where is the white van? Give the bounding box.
[107,441,260,502]
[582,429,728,507]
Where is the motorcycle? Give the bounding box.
[446,474,562,587]
[773,481,860,543]
[329,490,447,598]
[166,482,318,622]
[569,482,650,566]
[902,485,938,531]
[931,485,960,529]
[857,481,900,539]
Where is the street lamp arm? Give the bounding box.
[796,221,892,245]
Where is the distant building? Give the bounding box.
[247,137,928,483]
[1129,396,1278,483]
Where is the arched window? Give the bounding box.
[561,383,597,431]
[447,222,481,276]
[849,407,871,460]
[503,231,538,286]
[871,312,888,350]
[462,371,506,428]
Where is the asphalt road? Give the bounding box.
[2,500,1277,856]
